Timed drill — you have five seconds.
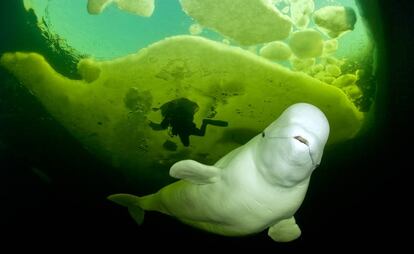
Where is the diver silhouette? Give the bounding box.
[149,98,228,147]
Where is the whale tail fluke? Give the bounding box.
[107,193,145,225]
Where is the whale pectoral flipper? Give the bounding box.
[170,159,221,184]
[108,194,145,225]
[267,217,302,242]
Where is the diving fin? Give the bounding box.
[203,119,229,127]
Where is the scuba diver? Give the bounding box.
[149,98,228,147]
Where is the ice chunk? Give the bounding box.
[321,56,344,67]
[288,29,323,59]
[313,6,357,38]
[0,36,362,183]
[179,0,292,45]
[290,57,315,72]
[116,0,155,17]
[332,74,357,88]
[323,39,338,54]
[325,64,341,77]
[222,39,230,45]
[78,58,101,83]
[189,24,203,35]
[281,6,290,14]
[87,0,155,17]
[247,45,258,54]
[310,64,324,74]
[290,0,315,29]
[260,41,292,61]
[87,0,113,14]
[342,84,362,101]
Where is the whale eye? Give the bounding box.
[262,132,265,138]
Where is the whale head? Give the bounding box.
[255,103,330,187]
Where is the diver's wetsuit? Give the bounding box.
[149,98,228,146]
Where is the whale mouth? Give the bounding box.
[294,136,309,146]
[294,136,318,167]
[262,133,318,167]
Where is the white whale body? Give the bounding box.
[108,103,330,242]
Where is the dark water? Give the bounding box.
[0,0,411,250]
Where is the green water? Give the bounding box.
[1,0,402,249]
[22,0,377,113]
[2,1,371,185]
[24,0,370,59]
[24,0,196,59]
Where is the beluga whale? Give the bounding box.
[108,103,330,242]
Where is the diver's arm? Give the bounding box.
[149,120,167,130]
[192,119,229,137]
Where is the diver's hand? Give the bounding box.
[149,120,165,130]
